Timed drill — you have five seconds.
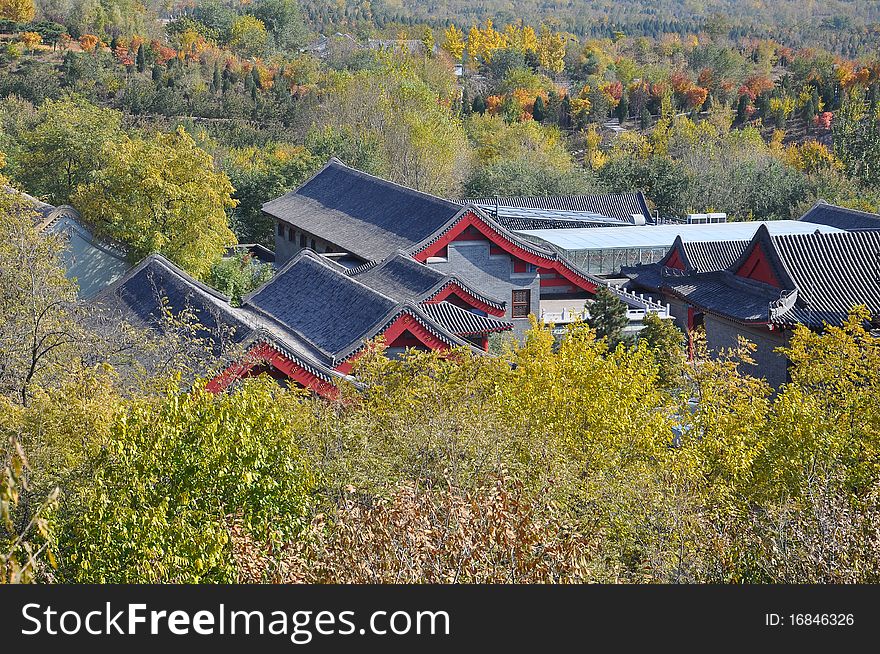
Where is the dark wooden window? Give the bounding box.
[512,289,531,318]
[299,233,307,248]
[277,223,284,236]
[288,228,295,241]
[310,239,316,250]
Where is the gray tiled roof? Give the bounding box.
[243,250,401,359]
[263,158,464,262]
[771,229,880,326]
[457,191,652,223]
[799,201,880,232]
[348,252,448,300]
[89,254,253,354]
[5,187,131,297]
[242,250,500,365]
[626,226,880,328]
[349,252,506,310]
[680,239,750,273]
[262,161,651,314]
[623,236,750,279]
[90,254,345,382]
[461,205,629,231]
[655,272,783,323]
[420,302,512,335]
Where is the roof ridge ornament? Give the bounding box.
[769,288,798,322]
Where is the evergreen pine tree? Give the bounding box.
[640,107,651,131]
[615,91,629,123]
[152,64,162,82]
[461,88,471,116]
[736,94,750,124]
[588,286,629,346]
[212,63,222,93]
[532,95,546,122]
[471,94,486,114]
[559,94,572,128]
[136,44,146,73]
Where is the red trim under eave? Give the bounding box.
[207,342,340,399]
[413,211,598,293]
[334,312,457,375]
[664,248,686,271]
[425,284,506,317]
[734,242,781,288]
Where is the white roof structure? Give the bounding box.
[517,220,844,252]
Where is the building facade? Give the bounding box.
[93,251,513,398]
[625,221,880,387]
[264,159,668,337]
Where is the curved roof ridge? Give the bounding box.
[435,274,506,309]
[805,200,880,218]
[94,252,233,305]
[330,298,481,363]
[242,248,405,360]
[325,158,463,210]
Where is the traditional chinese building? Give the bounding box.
[798,200,880,231]
[265,158,667,336]
[92,250,512,398]
[624,224,880,387]
[6,187,130,297]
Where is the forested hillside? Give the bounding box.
[301,1,880,55]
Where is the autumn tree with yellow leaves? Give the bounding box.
[0,0,34,22]
[441,24,465,60]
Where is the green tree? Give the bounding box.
[0,191,84,405]
[833,89,880,186]
[0,0,35,22]
[317,61,470,196]
[246,0,307,50]
[615,90,629,123]
[229,15,268,59]
[19,97,122,204]
[136,43,146,73]
[1,437,59,583]
[64,379,315,583]
[72,127,237,278]
[638,312,686,387]
[223,144,317,245]
[207,252,275,306]
[532,94,546,122]
[588,286,629,345]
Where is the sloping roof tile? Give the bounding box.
[771,230,880,326]
[262,159,464,262]
[349,252,448,301]
[457,192,652,223]
[89,254,253,354]
[349,252,506,310]
[243,250,401,358]
[420,302,513,335]
[627,227,880,328]
[680,240,750,273]
[799,201,880,231]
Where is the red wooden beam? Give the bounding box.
[413,210,598,293]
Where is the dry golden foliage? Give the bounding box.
[233,475,600,584]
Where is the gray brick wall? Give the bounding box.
[427,241,540,338]
[704,315,790,387]
[274,220,342,265]
[665,297,691,331]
